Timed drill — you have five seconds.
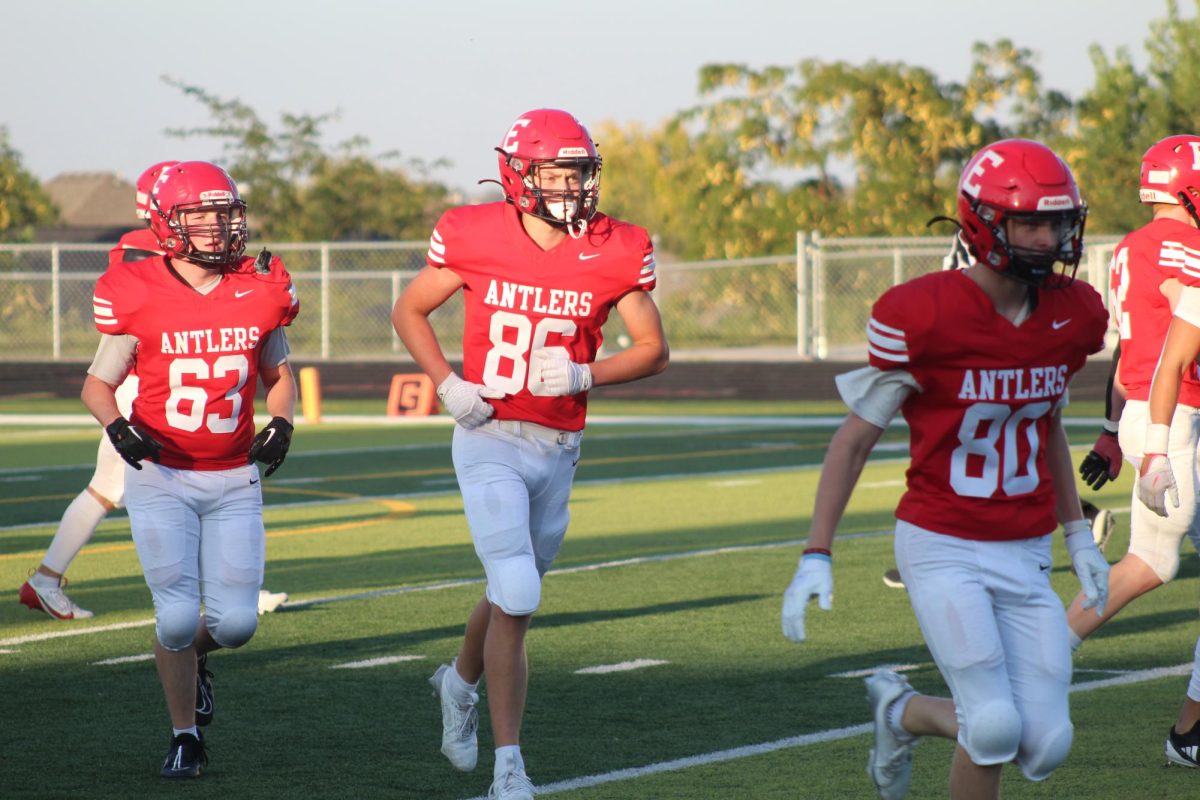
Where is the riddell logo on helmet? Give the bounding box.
[199,190,234,203]
[1036,195,1074,211]
[557,147,589,158]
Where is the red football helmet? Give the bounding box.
[1139,135,1200,224]
[148,161,248,267]
[956,139,1087,286]
[134,160,179,222]
[496,109,602,237]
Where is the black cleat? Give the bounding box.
[195,653,214,726]
[1166,721,1200,768]
[160,731,206,778]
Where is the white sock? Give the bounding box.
[1068,629,1083,652]
[887,692,918,743]
[447,657,479,702]
[43,490,108,574]
[494,745,524,777]
[1188,635,1200,702]
[172,725,200,740]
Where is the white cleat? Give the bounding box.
[1089,508,1114,555]
[19,572,93,620]
[429,662,478,771]
[256,590,288,614]
[865,670,917,800]
[488,766,535,800]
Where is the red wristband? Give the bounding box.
[803,547,832,557]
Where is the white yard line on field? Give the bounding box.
[330,654,425,669]
[92,653,154,665]
[459,662,1195,800]
[575,659,669,675]
[827,663,929,678]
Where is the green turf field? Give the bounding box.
[1,401,1197,799]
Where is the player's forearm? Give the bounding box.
[589,337,669,387]
[806,414,883,551]
[263,362,296,423]
[81,374,121,427]
[1047,417,1083,524]
[393,308,454,386]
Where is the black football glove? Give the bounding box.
[248,416,293,477]
[105,417,164,470]
[1079,428,1123,490]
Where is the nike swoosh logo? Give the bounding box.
[249,478,259,485]
[235,289,254,298]
[571,458,580,467]
[1039,563,1051,572]
[1052,319,1071,330]
[578,253,601,261]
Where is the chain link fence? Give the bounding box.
[0,236,1120,362]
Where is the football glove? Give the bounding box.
[781,554,832,643]
[105,417,163,470]
[1065,520,1109,617]
[248,416,293,477]
[530,348,593,396]
[1079,428,1122,490]
[1136,453,1178,518]
[437,373,505,429]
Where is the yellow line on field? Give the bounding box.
[0,499,417,562]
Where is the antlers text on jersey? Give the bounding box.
[956,365,1069,402]
[483,279,593,317]
[159,327,264,355]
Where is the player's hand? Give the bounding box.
[437,373,505,429]
[1136,453,1178,517]
[1065,522,1109,617]
[530,349,593,396]
[105,417,163,470]
[1079,428,1122,490]
[248,416,293,477]
[781,554,832,643]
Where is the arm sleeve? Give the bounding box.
[834,366,920,429]
[259,328,291,368]
[1174,285,1200,328]
[87,334,138,386]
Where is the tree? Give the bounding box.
[163,78,451,241]
[0,128,58,242]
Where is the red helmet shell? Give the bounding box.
[956,139,1086,285]
[1139,134,1200,207]
[496,109,601,233]
[134,160,179,221]
[148,161,248,267]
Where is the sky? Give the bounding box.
[2,1,1185,195]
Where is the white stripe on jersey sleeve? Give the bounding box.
[1159,240,1200,277]
[638,252,657,284]
[93,295,117,326]
[427,229,447,265]
[866,316,908,362]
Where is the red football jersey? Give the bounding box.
[867,270,1107,540]
[1109,217,1200,404]
[427,202,656,430]
[92,256,299,470]
[109,228,164,267]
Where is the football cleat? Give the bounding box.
[488,766,535,800]
[257,589,288,614]
[1086,506,1114,556]
[866,670,918,800]
[1166,721,1200,768]
[160,731,206,778]
[881,569,906,590]
[195,653,214,727]
[429,662,479,771]
[19,572,93,620]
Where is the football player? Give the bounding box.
[392,109,669,800]
[20,159,288,621]
[1127,135,1200,768]
[781,140,1110,800]
[81,161,299,778]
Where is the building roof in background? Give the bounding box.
[43,172,133,228]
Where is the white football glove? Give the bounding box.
[436,373,505,430]
[530,348,593,396]
[1136,453,1178,518]
[781,554,832,643]
[1065,520,1109,617]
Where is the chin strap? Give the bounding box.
[1179,191,1200,229]
[567,218,588,239]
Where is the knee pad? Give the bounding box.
[156,602,200,652]
[1018,721,1073,781]
[207,606,258,649]
[486,557,542,616]
[961,701,1022,766]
